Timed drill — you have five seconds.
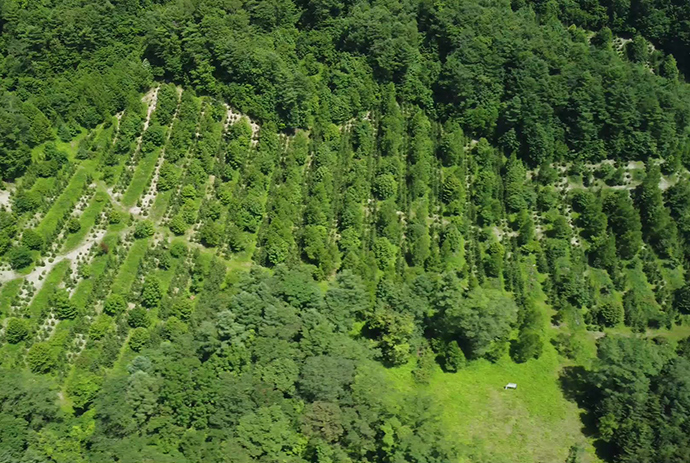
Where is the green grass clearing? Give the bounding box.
[36,159,97,241]
[150,190,172,221]
[383,346,599,463]
[69,249,113,311]
[110,239,149,296]
[62,190,109,252]
[121,148,161,207]
[0,279,23,319]
[27,261,69,327]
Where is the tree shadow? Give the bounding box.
[559,366,598,437]
[559,366,616,461]
[558,365,590,404]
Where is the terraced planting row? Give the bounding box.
[0,85,264,401]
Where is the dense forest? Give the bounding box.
[1,0,690,461]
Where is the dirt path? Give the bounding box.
[134,87,183,218]
[0,229,106,294]
[122,87,160,177]
[0,187,12,211]
[142,87,159,132]
[225,104,260,146]
[659,176,673,191]
[112,112,124,146]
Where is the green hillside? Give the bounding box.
[1,0,690,462]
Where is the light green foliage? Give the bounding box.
[168,214,187,235]
[373,236,396,270]
[373,173,397,200]
[88,315,113,340]
[236,405,302,459]
[169,241,187,258]
[66,217,81,234]
[108,210,124,225]
[67,372,102,411]
[441,173,463,204]
[171,298,193,320]
[367,307,415,366]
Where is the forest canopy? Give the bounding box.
[0,0,690,462]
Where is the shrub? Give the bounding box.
[181,184,197,200]
[169,241,187,259]
[141,277,162,308]
[373,173,397,200]
[511,331,544,363]
[13,190,42,213]
[199,220,223,247]
[162,317,188,340]
[412,346,436,384]
[373,237,396,270]
[51,288,77,319]
[89,315,113,340]
[108,210,124,224]
[169,215,187,235]
[8,246,33,269]
[67,372,101,411]
[103,294,127,316]
[158,252,171,270]
[134,220,154,239]
[129,327,149,352]
[27,342,58,373]
[128,307,149,328]
[6,318,29,343]
[172,298,194,320]
[443,340,466,372]
[66,217,81,233]
[22,229,44,250]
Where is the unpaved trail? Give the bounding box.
[161,107,207,223]
[0,186,12,211]
[123,86,160,174]
[0,229,106,294]
[112,112,124,146]
[142,87,159,132]
[225,103,260,146]
[659,176,673,191]
[135,87,183,218]
[205,175,216,200]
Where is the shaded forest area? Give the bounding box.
[0,0,690,462]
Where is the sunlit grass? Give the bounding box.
[110,239,149,296]
[62,190,108,252]
[383,346,598,463]
[0,279,23,320]
[122,148,161,207]
[27,260,69,327]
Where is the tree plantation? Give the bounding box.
[1,0,690,462]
